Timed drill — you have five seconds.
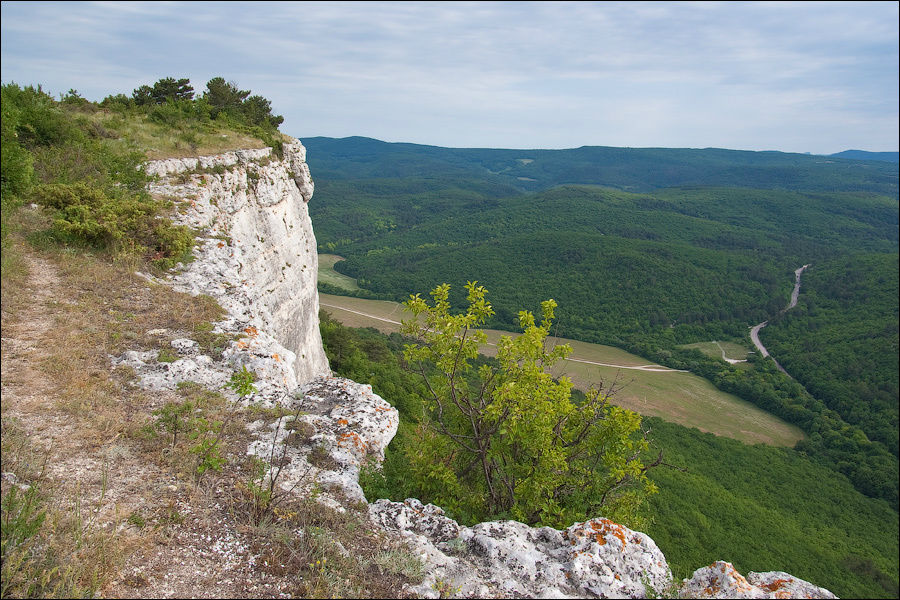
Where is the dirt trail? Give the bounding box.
[320,300,686,373]
[1,251,301,598]
[1,254,75,455]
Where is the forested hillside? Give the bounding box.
[304,135,898,194]
[761,254,899,454]
[320,316,899,599]
[304,136,899,510]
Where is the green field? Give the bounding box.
[679,340,751,363]
[319,292,804,447]
[318,254,359,290]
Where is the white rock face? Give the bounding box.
[246,376,399,504]
[146,139,329,388]
[370,498,673,598]
[679,562,838,599]
[144,147,274,179]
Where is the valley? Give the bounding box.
[319,291,804,446]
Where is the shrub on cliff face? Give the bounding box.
[400,282,657,529]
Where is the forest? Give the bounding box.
[304,136,899,511]
[319,314,898,599]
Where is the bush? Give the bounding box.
[33,182,194,264]
[401,282,657,528]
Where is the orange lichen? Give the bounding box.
[272,353,281,362]
[217,241,225,248]
[244,326,259,337]
[338,431,369,455]
[589,519,627,548]
[760,579,790,592]
[337,418,349,426]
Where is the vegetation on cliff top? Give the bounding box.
[2,80,425,599]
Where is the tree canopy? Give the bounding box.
[400,282,657,528]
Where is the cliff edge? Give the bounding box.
[117,141,837,599]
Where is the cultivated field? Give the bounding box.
[319,293,804,447]
[679,340,752,364]
[318,254,360,291]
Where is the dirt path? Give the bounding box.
[714,340,746,365]
[320,300,686,373]
[1,251,302,598]
[1,254,77,462]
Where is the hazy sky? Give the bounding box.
[2,1,897,153]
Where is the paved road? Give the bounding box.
[748,264,810,376]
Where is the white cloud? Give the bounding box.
[2,0,896,152]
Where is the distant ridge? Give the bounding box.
[301,136,899,196]
[829,150,899,163]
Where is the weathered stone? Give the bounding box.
[370,499,672,598]
[679,561,838,599]
[747,571,838,599]
[143,147,272,178]
[246,376,399,504]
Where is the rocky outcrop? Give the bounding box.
[371,498,672,598]
[146,139,328,387]
[246,376,399,504]
[680,562,837,599]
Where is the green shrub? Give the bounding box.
[32,182,194,265]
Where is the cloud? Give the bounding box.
[2,1,896,152]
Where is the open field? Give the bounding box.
[319,293,804,447]
[679,340,751,363]
[318,254,360,290]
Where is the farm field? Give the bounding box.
[318,254,360,290]
[319,292,804,446]
[680,340,752,364]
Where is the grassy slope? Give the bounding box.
[319,293,804,446]
[1,97,422,598]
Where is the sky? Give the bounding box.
[1,1,897,154]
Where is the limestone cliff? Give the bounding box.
[145,141,329,388]
[118,141,837,599]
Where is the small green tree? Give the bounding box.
[402,282,657,528]
[204,77,250,118]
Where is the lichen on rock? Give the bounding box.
[679,561,838,599]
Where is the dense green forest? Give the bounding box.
[303,136,899,195]
[320,315,899,599]
[761,254,899,454]
[304,136,899,510]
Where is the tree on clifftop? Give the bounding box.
[401,282,659,529]
[132,77,194,105]
[204,77,251,118]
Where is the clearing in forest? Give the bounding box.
[318,293,804,447]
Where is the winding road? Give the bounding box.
[749,264,810,376]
